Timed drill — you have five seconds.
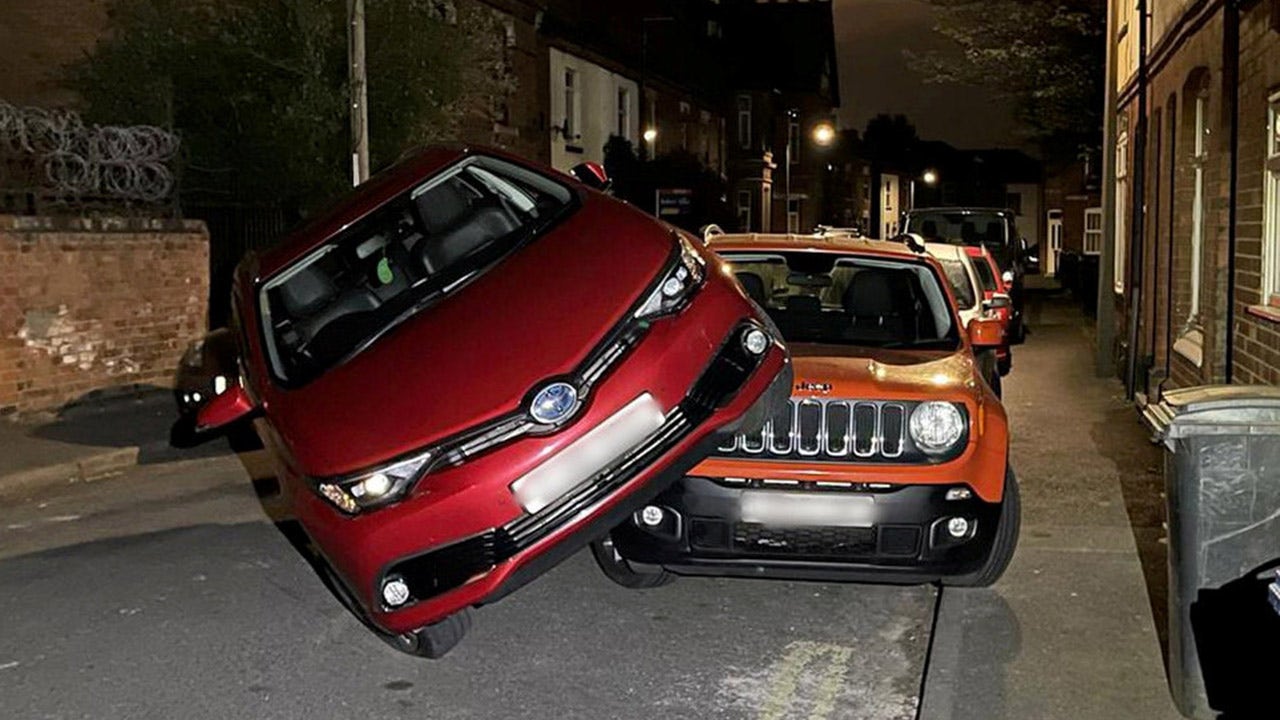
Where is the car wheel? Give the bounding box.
[989,370,1003,399]
[997,354,1012,377]
[947,468,1021,588]
[386,609,473,659]
[590,535,675,589]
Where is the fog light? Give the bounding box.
[640,505,664,527]
[945,487,972,501]
[947,517,971,538]
[382,577,410,608]
[742,328,769,356]
[662,277,685,298]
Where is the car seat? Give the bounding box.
[417,180,520,274]
[735,272,768,307]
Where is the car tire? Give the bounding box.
[997,354,1012,377]
[387,609,473,659]
[590,535,675,589]
[989,371,1003,399]
[947,468,1020,588]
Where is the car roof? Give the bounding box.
[709,233,926,261]
[905,207,1014,218]
[922,242,969,260]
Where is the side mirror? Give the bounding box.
[983,293,1013,311]
[195,384,260,435]
[569,162,612,192]
[968,316,1005,348]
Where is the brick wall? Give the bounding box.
[0,216,209,415]
[1232,2,1280,386]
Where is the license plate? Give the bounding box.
[741,491,874,528]
[510,393,665,514]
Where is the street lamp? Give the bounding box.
[812,122,836,147]
[643,127,658,144]
[922,169,939,186]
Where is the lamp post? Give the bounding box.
[784,108,797,231]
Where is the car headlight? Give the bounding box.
[634,234,706,319]
[909,402,966,455]
[316,451,433,514]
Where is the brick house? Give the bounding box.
[1099,0,1280,399]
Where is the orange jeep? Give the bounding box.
[591,233,1018,588]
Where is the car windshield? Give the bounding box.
[260,156,575,385]
[723,251,960,350]
[936,258,977,310]
[906,211,1010,251]
[971,255,998,292]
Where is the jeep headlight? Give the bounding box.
[909,402,966,455]
[316,451,433,514]
[635,234,706,319]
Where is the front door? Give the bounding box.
[1046,210,1064,276]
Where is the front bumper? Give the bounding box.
[286,295,789,635]
[611,477,1002,584]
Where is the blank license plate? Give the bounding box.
[741,491,874,528]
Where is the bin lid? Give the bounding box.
[1149,385,1280,447]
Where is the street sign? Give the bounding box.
[655,188,693,220]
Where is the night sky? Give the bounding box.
[833,0,1025,150]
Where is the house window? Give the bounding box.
[737,96,752,149]
[563,68,578,139]
[1084,208,1103,255]
[1263,90,1280,307]
[617,87,631,141]
[737,190,752,232]
[788,120,800,165]
[787,198,801,233]
[1115,123,1129,293]
[1187,91,1208,327]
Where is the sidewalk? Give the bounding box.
[920,292,1181,719]
[0,391,228,495]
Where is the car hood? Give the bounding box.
[264,194,675,477]
[787,344,978,401]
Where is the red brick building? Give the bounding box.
[1101,0,1280,399]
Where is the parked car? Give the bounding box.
[194,147,791,658]
[902,207,1032,342]
[923,241,1004,397]
[590,233,1019,591]
[965,245,1015,377]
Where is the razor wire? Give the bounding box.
[0,101,180,204]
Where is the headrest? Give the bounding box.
[735,272,768,306]
[278,265,335,318]
[844,269,897,317]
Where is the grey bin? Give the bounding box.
[1143,385,1280,720]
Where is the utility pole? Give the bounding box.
[785,107,797,233]
[347,0,370,186]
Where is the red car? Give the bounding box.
[196,147,790,657]
[964,245,1014,377]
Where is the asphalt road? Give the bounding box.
[0,455,933,720]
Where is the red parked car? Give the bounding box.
[964,245,1014,377]
[196,147,790,657]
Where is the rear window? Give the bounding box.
[971,255,998,292]
[723,251,960,350]
[906,211,1010,250]
[936,258,977,310]
[259,156,574,385]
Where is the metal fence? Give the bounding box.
[0,101,180,212]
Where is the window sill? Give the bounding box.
[1245,304,1280,324]
[1173,330,1204,368]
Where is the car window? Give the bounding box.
[937,258,978,310]
[260,156,575,386]
[906,211,1010,252]
[971,255,998,292]
[724,251,960,350]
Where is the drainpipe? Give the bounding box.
[1124,0,1149,400]
[1096,0,1120,377]
[1223,0,1240,383]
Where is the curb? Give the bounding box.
[0,446,142,496]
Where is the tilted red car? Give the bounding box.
[196,147,790,657]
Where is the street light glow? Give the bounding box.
[812,122,836,147]
[923,169,939,185]
[643,128,658,143]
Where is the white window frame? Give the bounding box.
[1187,91,1208,328]
[1084,207,1103,255]
[1115,127,1129,294]
[617,86,631,142]
[562,68,579,140]
[1263,90,1280,308]
[737,190,752,232]
[737,95,752,149]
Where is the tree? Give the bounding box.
[603,136,733,233]
[66,0,516,210]
[909,0,1105,159]
[862,114,919,167]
